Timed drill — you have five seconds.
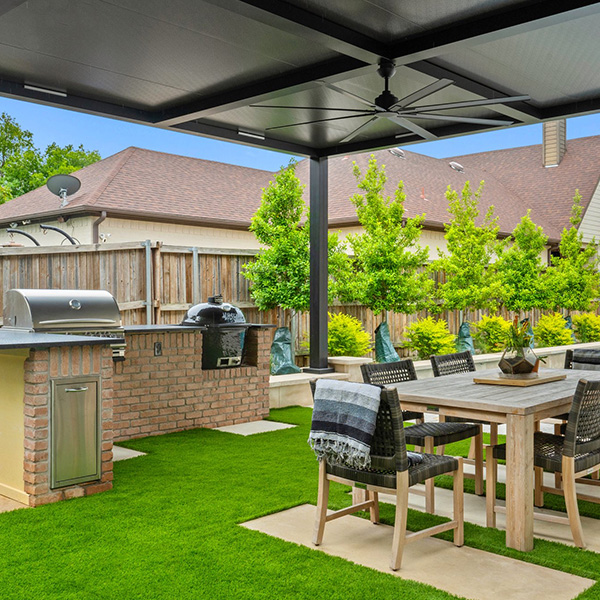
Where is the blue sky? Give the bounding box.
[2,95,600,173]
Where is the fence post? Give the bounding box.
[142,240,153,324]
[152,242,162,324]
[190,246,200,305]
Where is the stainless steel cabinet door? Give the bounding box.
[51,378,100,488]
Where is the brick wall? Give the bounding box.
[23,344,114,507]
[112,327,271,441]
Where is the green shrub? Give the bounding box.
[533,313,573,347]
[472,315,511,353]
[572,313,600,343]
[327,312,373,357]
[402,317,456,360]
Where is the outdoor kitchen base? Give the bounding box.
[0,324,271,507]
[0,343,114,507]
[112,326,271,442]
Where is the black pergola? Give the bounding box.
[2,0,600,370]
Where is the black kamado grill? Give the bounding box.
[182,295,251,369]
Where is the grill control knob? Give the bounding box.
[69,299,82,310]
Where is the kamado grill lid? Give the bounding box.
[182,295,246,326]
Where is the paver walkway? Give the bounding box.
[242,504,594,600]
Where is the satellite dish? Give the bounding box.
[46,174,81,207]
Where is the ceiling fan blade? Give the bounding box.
[390,78,454,110]
[318,81,379,110]
[388,116,437,141]
[265,113,374,131]
[406,95,531,113]
[406,113,514,126]
[250,104,369,113]
[339,117,379,143]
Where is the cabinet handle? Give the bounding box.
[65,387,89,393]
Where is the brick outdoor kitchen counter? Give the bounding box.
[0,325,272,507]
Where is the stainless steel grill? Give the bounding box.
[3,289,126,360]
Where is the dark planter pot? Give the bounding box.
[498,348,538,375]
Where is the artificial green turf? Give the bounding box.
[0,407,598,599]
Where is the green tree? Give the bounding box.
[344,156,432,317]
[0,113,100,203]
[496,210,549,314]
[242,160,349,318]
[434,181,503,316]
[545,191,600,312]
[0,112,35,201]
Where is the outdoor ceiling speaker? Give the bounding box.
[46,174,81,207]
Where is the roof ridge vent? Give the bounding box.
[388,147,406,158]
[449,161,465,173]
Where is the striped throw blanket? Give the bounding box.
[308,379,381,469]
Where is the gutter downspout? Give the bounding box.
[92,211,107,244]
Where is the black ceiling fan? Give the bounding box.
[251,59,530,143]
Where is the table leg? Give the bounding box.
[505,413,534,551]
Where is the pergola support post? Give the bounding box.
[305,156,334,374]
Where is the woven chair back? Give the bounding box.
[361,359,417,386]
[367,387,410,472]
[309,380,409,472]
[564,379,600,457]
[430,351,475,377]
[564,348,600,370]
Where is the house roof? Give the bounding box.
[0,134,598,240]
[0,147,274,230]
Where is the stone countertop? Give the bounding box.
[124,324,207,333]
[0,329,121,350]
[123,323,276,333]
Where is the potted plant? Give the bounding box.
[498,316,539,376]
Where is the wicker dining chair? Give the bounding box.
[550,349,600,484]
[430,351,494,494]
[486,378,600,547]
[361,359,482,512]
[312,385,464,570]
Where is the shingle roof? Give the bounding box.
[0,147,274,229]
[0,136,598,240]
[448,136,600,240]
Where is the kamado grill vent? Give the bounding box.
[3,289,126,361]
[182,295,248,369]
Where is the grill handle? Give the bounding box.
[38,318,119,326]
[64,387,89,393]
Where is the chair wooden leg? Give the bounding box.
[534,466,544,507]
[563,457,585,548]
[424,437,435,514]
[490,423,498,447]
[467,437,476,460]
[453,457,464,547]
[352,487,367,504]
[313,460,329,546]
[486,449,497,528]
[390,471,409,571]
[592,469,600,481]
[474,430,484,496]
[368,491,379,524]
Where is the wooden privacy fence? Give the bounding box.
[0,241,556,355]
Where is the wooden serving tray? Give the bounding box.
[473,372,567,387]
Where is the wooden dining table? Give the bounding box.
[389,367,600,552]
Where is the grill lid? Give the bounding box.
[3,289,122,331]
[181,294,246,326]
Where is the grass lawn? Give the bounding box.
[0,406,599,599]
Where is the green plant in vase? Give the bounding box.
[498,316,539,375]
